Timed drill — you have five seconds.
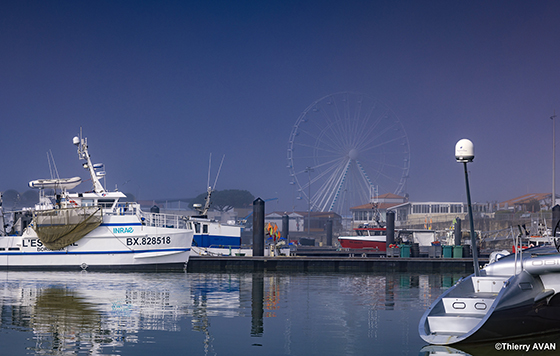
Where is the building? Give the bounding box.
[350,193,407,228]
[390,201,492,228]
[265,212,305,233]
[265,211,342,241]
[349,193,492,229]
[497,193,555,212]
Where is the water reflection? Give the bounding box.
[419,332,560,356]
[0,271,466,355]
[251,273,264,336]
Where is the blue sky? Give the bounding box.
[1,0,560,213]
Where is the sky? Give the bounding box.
[1,0,560,213]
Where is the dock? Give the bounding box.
[187,255,489,273]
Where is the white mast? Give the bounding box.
[73,131,106,194]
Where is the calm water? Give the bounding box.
[0,270,558,355]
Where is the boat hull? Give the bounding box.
[193,234,241,248]
[338,236,386,251]
[191,218,242,248]
[420,249,560,345]
[464,295,560,343]
[0,217,193,271]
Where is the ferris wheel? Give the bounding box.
[287,92,410,216]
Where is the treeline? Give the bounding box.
[0,189,38,209]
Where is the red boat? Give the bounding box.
[338,225,387,251]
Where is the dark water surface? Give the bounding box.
[1,271,558,355]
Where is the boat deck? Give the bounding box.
[425,276,509,337]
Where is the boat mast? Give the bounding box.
[73,131,106,194]
[0,192,4,236]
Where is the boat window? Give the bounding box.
[474,302,487,310]
[81,199,94,207]
[98,199,115,209]
[452,302,466,310]
[194,223,200,234]
[203,224,208,234]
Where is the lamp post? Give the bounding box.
[305,166,314,237]
[552,111,557,207]
[455,139,480,276]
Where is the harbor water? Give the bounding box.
[1,271,559,355]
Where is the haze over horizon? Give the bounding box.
[2,1,560,213]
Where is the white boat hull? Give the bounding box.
[0,215,193,271]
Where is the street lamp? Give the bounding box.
[552,112,557,207]
[455,139,480,276]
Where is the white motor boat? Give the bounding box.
[0,132,194,271]
[419,242,560,344]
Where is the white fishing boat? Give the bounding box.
[0,132,193,271]
[188,186,247,256]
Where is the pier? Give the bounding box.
[187,255,489,273]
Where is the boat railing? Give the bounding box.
[107,202,190,230]
[141,210,190,230]
[513,226,524,274]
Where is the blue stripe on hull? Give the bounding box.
[193,235,241,248]
[0,263,188,272]
[0,248,190,256]
[100,223,143,226]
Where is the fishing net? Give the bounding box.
[33,206,103,250]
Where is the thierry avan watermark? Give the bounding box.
[495,342,556,352]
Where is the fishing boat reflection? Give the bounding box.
[0,271,459,354]
[0,271,191,353]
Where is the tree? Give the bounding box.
[121,192,136,202]
[20,190,39,207]
[1,189,20,208]
[191,189,254,212]
[524,199,540,213]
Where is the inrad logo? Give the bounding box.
[113,227,134,234]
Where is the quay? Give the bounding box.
[187,255,489,273]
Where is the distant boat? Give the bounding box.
[186,163,246,256]
[337,223,388,251]
[191,216,243,248]
[0,131,194,271]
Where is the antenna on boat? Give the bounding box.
[213,154,225,191]
[47,150,61,181]
[0,192,4,236]
[73,128,106,194]
[195,154,226,216]
[206,153,212,190]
